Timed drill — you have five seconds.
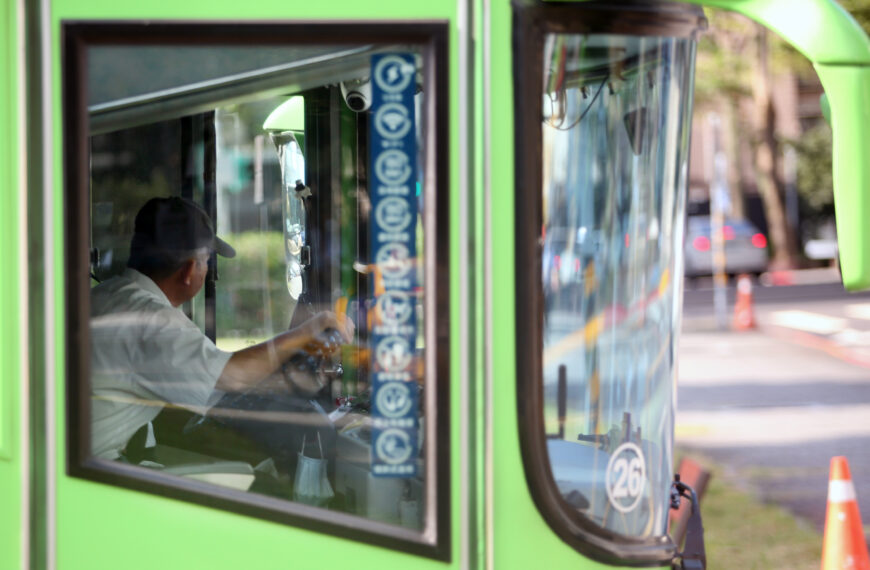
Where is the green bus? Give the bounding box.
[1,0,868,568]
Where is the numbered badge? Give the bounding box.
[605,442,647,514]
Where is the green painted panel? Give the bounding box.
[50,0,452,20]
[0,0,13,464]
[0,0,24,568]
[59,479,446,570]
[815,64,870,291]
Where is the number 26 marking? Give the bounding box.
[605,442,646,513]
[610,457,644,499]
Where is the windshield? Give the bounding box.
[540,32,696,539]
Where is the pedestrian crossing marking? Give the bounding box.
[845,303,870,321]
[832,328,870,346]
[769,310,847,335]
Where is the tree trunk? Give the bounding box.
[722,97,745,219]
[752,26,799,268]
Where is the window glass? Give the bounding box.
[540,33,694,539]
[86,41,429,532]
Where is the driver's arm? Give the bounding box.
[216,311,354,392]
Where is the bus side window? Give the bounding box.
[67,25,449,558]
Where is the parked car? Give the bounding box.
[684,216,769,280]
[542,226,604,290]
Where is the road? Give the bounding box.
[676,270,870,542]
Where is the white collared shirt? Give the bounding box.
[90,268,232,459]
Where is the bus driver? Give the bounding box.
[89,196,352,461]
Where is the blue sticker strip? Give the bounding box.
[369,53,419,478]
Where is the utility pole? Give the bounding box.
[710,113,730,330]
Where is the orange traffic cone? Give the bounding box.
[732,274,756,330]
[821,456,870,570]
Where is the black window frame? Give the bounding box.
[512,0,705,565]
[63,20,450,560]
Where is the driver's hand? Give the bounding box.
[295,311,355,355]
[338,312,356,343]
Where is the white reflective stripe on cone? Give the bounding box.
[828,480,858,503]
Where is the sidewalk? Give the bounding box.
[676,283,870,542]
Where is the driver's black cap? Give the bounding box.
[131,196,236,258]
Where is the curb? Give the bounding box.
[759,267,842,288]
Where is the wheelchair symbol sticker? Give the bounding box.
[376,290,413,325]
[374,103,413,140]
[375,335,412,372]
[375,428,413,465]
[375,196,413,234]
[375,382,413,418]
[605,442,647,514]
[374,55,414,94]
[376,242,412,279]
[375,150,413,187]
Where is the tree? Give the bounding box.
[695,9,800,266]
[750,25,800,267]
[692,2,870,268]
[694,9,754,220]
[786,124,834,228]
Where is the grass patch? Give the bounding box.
[684,455,823,569]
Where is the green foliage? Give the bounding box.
[694,8,755,104]
[216,231,294,337]
[695,8,815,105]
[785,124,835,225]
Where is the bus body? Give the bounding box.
[1,0,868,569]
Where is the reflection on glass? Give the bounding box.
[271,122,308,301]
[540,33,695,538]
[86,44,427,531]
[287,261,303,300]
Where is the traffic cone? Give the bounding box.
[732,274,756,330]
[821,456,870,570]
